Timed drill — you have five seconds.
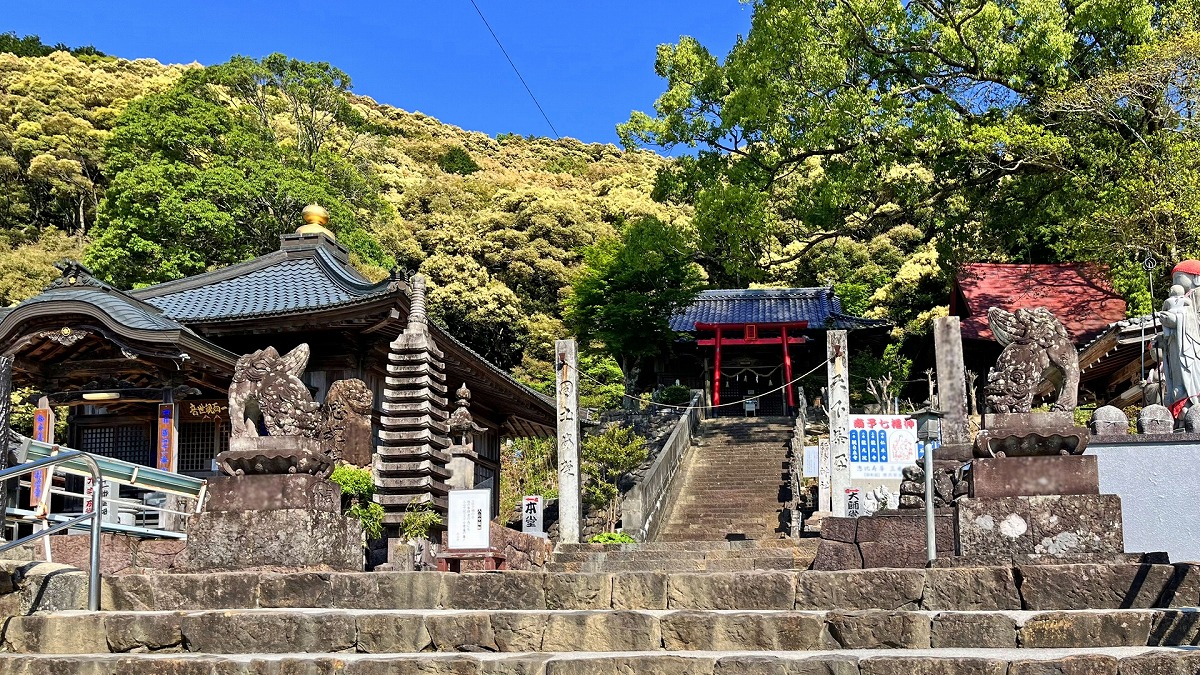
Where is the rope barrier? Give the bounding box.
[561,357,833,413]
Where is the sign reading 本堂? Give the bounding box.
[447,489,492,550]
[848,415,920,480]
[521,495,544,537]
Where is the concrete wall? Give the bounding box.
[620,393,705,542]
[1087,435,1200,563]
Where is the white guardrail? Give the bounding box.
[4,433,207,545]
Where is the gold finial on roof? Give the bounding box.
[297,204,335,240]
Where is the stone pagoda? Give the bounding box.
[374,274,453,528]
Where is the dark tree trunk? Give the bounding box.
[620,356,641,410]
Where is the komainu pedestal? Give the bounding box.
[183,440,364,571]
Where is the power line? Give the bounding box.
[466,0,561,140]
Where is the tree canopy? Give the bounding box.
[565,216,705,397]
[621,0,1200,334]
[0,49,680,378]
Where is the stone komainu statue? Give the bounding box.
[229,344,320,437]
[228,343,373,464]
[984,307,1079,414]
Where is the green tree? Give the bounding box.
[621,0,1191,333]
[581,424,648,531]
[437,146,481,175]
[87,59,392,287]
[0,32,106,58]
[565,216,704,401]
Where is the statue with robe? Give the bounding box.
[1158,260,1200,418]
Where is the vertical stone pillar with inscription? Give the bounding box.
[933,316,970,448]
[826,330,851,517]
[555,339,581,544]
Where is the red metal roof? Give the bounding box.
[952,263,1127,344]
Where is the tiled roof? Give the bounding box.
[135,246,394,322]
[669,288,888,332]
[952,263,1127,344]
[16,288,184,331]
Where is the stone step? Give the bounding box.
[555,540,804,553]
[98,563,1200,613]
[10,608,1200,655]
[2,648,1194,674]
[550,547,810,564]
[544,557,804,573]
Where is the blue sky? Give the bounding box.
[7,1,752,148]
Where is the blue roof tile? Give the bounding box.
[137,247,394,322]
[670,288,887,332]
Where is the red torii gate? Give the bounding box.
[696,322,808,409]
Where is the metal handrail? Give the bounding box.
[0,449,102,610]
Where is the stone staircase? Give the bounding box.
[5,562,1200,671]
[655,417,794,542]
[545,539,819,573]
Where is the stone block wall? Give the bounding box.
[812,512,955,570]
[21,534,185,575]
[441,522,552,571]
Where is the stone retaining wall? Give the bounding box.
[10,533,186,574]
[101,562,1200,612]
[619,393,704,541]
[441,522,552,571]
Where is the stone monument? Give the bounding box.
[182,343,371,571]
[957,306,1124,559]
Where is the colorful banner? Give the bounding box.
[30,408,52,508]
[157,404,176,472]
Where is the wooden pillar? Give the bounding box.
[782,326,795,409]
[826,331,851,517]
[713,328,723,408]
[555,339,581,544]
[933,317,970,446]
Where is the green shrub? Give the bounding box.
[400,502,444,540]
[582,424,648,530]
[500,437,559,519]
[655,385,692,406]
[588,532,636,544]
[330,465,382,538]
[437,146,480,175]
[348,501,385,539]
[330,464,375,498]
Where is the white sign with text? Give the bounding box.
[848,415,921,480]
[521,495,545,537]
[447,489,492,550]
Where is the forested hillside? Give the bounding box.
[0,47,684,400]
[6,0,1200,410]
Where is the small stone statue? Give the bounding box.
[1158,260,1200,418]
[1138,405,1174,434]
[1088,406,1129,436]
[983,307,1079,413]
